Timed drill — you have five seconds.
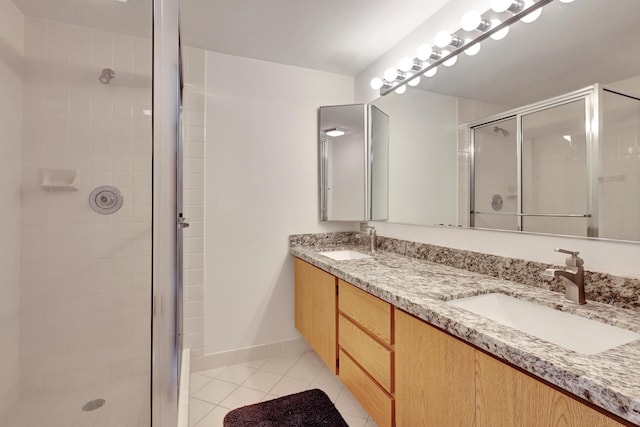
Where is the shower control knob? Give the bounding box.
[89,185,123,215]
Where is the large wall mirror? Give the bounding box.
[371,0,640,242]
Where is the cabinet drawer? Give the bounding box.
[339,349,394,427]
[339,314,393,392]
[339,280,393,345]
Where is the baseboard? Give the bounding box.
[190,337,311,373]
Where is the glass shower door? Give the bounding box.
[599,89,640,241]
[521,99,590,236]
[471,118,518,231]
[0,1,155,425]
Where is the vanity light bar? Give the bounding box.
[373,0,556,97]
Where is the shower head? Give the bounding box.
[494,126,510,137]
[99,68,115,84]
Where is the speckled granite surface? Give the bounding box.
[289,233,640,425]
[291,232,640,311]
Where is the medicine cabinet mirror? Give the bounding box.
[318,104,389,222]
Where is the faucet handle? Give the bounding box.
[554,248,579,257]
[554,248,584,267]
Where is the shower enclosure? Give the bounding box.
[469,84,640,241]
[0,0,181,426]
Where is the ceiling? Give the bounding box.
[11,0,450,76]
[11,0,152,38]
[11,0,640,104]
[179,0,450,76]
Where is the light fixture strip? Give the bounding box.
[380,0,555,96]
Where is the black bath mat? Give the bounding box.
[223,388,348,427]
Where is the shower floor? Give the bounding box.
[3,374,150,427]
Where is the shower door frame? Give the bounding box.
[468,85,599,236]
[152,0,181,426]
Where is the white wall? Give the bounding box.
[0,0,24,418]
[204,51,355,355]
[19,17,152,393]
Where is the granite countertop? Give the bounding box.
[290,244,640,425]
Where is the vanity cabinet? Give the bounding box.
[338,280,394,427]
[475,350,624,426]
[294,258,338,373]
[395,308,626,427]
[395,308,475,426]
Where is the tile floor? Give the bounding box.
[189,349,378,426]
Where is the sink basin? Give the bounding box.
[319,250,373,261]
[448,293,640,355]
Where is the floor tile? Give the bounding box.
[242,358,267,369]
[334,388,370,418]
[296,350,324,367]
[341,413,369,427]
[216,364,257,385]
[269,376,312,397]
[198,366,226,378]
[192,379,238,405]
[286,360,323,382]
[190,373,212,394]
[308,381,343,402]
[188,349,374,426]
[312,366,344,388]
[260,393,279,402]
[259,355,300,375]
[218,386,266,410]
[194,405,228,427]
[366,417,379,426]
[241,369,282,393]
[188,398,215,427]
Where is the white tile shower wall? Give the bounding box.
[19,17,152,394]
[182,46,206,361]
[0,0,24,418]
[203,51,355,357]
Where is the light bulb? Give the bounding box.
[416,44,434,61]
[435,31,453,48]
[406,73,420,87]
[425,67,438,77]
[441,50,457,67]
[370,77,384,90]
[461,10,483,31]
[491,0,515,13]
[521,0,542,23]
[464,40,481,56]
[399,57,415,72]
[490,19,510,40]
[383,68,398,81]
[395,85,407,95]
[559,0,574,3]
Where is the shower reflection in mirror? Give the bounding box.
[468,84,640,241]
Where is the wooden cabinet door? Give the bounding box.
[475,350,624,427]
[395,309,475,427]
[294,258,338,373]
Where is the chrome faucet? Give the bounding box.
[542,248,586,305]
[357,223,377,253]
[368,227,377,253]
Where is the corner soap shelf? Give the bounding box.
[41,168,79,192]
